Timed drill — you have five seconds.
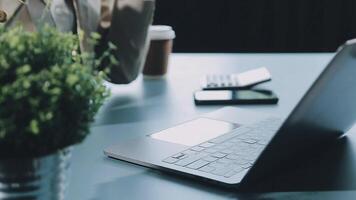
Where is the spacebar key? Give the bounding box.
[175,153,206,166]
[210,127,250,144]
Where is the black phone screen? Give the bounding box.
[194,90,278,105]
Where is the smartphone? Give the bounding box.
[194,89,278,105]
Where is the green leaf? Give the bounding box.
[90,32,101,40]
[16,65,31,75]
[30,120,40,135]
[0,130,5,138]
[66,74,79,86]
[108,42,117,50]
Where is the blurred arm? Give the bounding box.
[96,0,155,84]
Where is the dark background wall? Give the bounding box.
[153,0,356,52]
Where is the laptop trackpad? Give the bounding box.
[150,118,239,146]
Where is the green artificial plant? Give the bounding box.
[0,25,115,158]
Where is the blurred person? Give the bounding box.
[0,0,155,84]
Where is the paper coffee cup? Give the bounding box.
[143,25,176,78]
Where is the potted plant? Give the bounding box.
[0,25,112,199]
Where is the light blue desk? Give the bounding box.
[66,53,356,199]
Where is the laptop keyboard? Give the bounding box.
[162,118,282,178]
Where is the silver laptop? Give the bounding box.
[104,39,356,187]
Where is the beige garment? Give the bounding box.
[0,0,155,84]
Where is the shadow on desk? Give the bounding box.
[94,136,356,199]
[94,79,170,126]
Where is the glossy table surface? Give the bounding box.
[66,53,356,200]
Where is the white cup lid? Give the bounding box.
[149,25,176,40]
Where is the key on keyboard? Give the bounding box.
[163,118,282,178]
